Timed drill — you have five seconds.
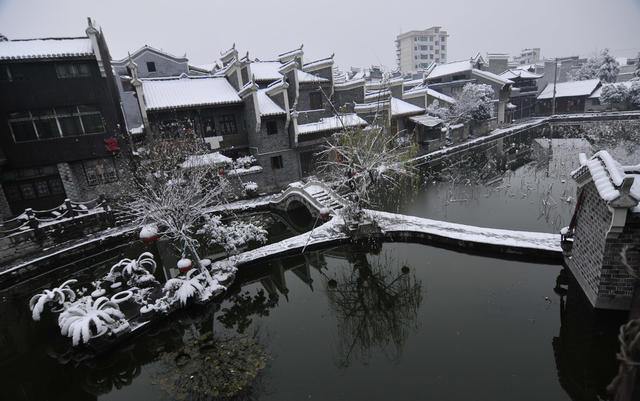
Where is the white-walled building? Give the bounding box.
[395,26,449,73]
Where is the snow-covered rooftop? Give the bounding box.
[571,150,640,212]
[391,97,425,117]
[257,89,286,117]
[500,69,543,80]
[403,85,456,104]
[303,56,333,71]
[472,69,513,86]
[409,115,443,127]
[250,61,283,82]
[0,38,94,60]
[114,44,188,64]
[538,79,600,100]
[298,69,329,83]
[426,60,472,80]
[180,152,233,168]
[141,75,242,111]
[334,78,365,90]
[297,114,367,134]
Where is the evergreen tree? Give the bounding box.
[598,48,620,83]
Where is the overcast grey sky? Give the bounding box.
[1,0,639,69]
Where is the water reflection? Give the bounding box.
[552,269,627,401]
[322,247,422,367]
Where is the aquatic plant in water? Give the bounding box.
[153,331,270,400]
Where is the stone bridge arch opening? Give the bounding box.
[284,199,314,232]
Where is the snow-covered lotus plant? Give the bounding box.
[29,279,78,321]
[58,296,128,346]
[161,269,206,307]
[105,252,158,287]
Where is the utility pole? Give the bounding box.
[551,58,558,115]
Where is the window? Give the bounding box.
[83,158,118,186]
[220,114,237,135]
[56,107,83,136]
[3,177,64,203]
[441,36,446,42]
[442,45,446,50]
[146,62,156,72]
[430,54,434,59]
[435,58,439,63]
[55,63,91,79]
[420,54,428,59]
[435,41,439,46]
[271,155,283,169]
[429,36,434,41]
[435,49,439,55]
[8,105,105,142]
[78,105,105,133]
[266,120,278,135]
[430,45,433,50]
[420,45,428,50]
[309,91,322,110]
[8,112,37,142]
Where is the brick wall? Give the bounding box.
[570,182,611,304]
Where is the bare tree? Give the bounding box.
[316,126,416,219]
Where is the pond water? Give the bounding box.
[0,134,637,401]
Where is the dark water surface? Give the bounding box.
[1,137,635,401]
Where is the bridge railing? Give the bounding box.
[0,197,111,238]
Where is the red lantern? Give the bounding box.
[139,225,159,243]
[218,168,225,175]
[320,207,331,218]
[177,258,193,272]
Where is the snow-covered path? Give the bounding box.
[368,210,561,254]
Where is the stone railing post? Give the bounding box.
[65,199,76,218]
[25,208,38,230]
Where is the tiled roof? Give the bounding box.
[391,97,425,117]
[141,75,242,111]
[250,61,283,81]
[298,69,328,83]
[538,79,600,100]
[257,89,286,116]
[0,37,93,60]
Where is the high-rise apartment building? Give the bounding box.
[395,26,449,73]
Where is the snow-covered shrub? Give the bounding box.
[628,79,640,107]
[243,181,259,197]
[571,55,603,81]
[200,215,268,255]
[234,155,256,169]
[600,83,629,105]
[447,83,495,124]
[29,279,78,321]
[58,296,126,346]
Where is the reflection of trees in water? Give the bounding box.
[218,289,279,334]
[153,331,269,401]
[325,250,422,367]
